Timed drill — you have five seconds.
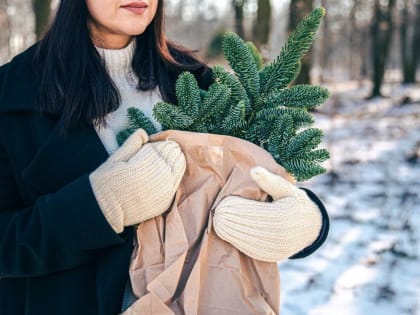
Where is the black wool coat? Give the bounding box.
[0,45,135,315]
[0,42,214,315]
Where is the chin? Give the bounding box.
[131,28,149,36]
[121,24,149,36]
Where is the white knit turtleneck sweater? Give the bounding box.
[94,40,163,155]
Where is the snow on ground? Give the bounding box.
[278,82,420,315]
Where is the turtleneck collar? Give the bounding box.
[95,39,136,81]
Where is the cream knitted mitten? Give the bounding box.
[213,166,322,262]
[89,129,186,233]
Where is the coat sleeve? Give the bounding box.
[0,139,126,278]
[288,187,330,259]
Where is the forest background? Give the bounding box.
[1,1,419,314]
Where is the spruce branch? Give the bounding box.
[117,7,330,182]
[222,100,247,134]
[260,7,325,94]
[153,102,194,130]
[200,83,231,121]
[176,72,202,116]
[264,85,330,109]
[212,66,251,114]
[267,114,295,156]
[283,128,324,158]
[282,159,326,182]
[303,149,330,163]
[223,32,260,103]
[117,128,136,147]
[127,107,158,135]
[246,41,264,70]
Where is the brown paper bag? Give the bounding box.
[123,130,295,315]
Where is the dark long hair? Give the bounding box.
[34,0,212,135]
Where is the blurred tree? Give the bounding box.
[0,0,10,63]
[253,0,271,48]
[401,0,420,83]
[358,2,372,82]
[32,0,51,39]
[414,0,420,83]
[318,0,329,83]
[288,0,313,85]
[349,0,363,81]
[401,0,411,83]
[232,0,246,39]
[370,0,396,97]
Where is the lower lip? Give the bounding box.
[121,6,147,14]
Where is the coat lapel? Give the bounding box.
[0,43,111,195]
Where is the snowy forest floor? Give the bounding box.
[279,82,420,315]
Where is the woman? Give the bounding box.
[0,1,329,314]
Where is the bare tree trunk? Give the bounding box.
[411,0,420,83]
[32,0,51,40]
[253,0,271,48]
[370,0,397,98]
[360,27,370,80]
[318,0,329,84]
[0,0,10,64]
[349,0,362,81]
[288,0,314,85]
[400,0,419,84]
[400,0,411,83]
[232,0,246,39]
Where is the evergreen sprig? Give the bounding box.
[117,7,330,181]
[116,107,157,146]
[260,7,326,94]
[223,33,260,104]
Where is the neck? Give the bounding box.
[88,21,133,49]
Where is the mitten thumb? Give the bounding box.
[108,129,149,162]
[250,166,295,201]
